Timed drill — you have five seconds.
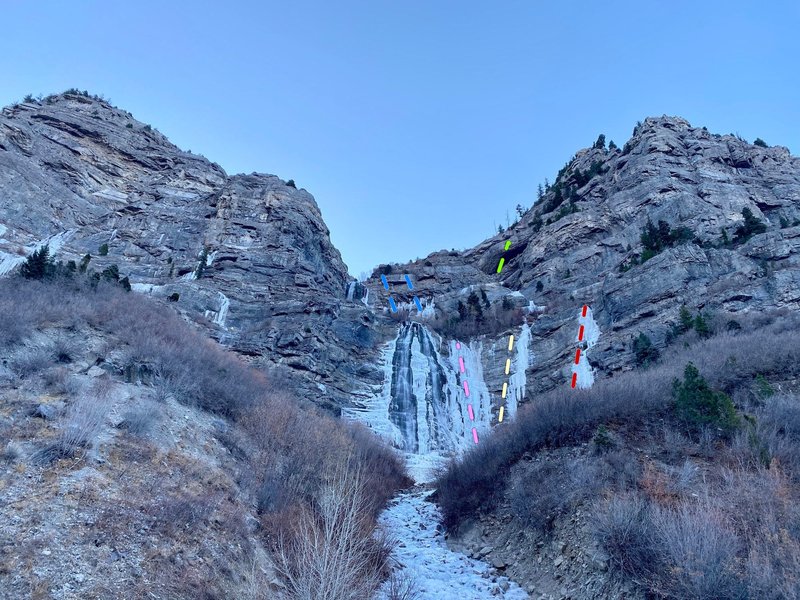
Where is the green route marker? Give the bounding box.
[496,240,511,273]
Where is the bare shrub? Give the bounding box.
[275,464,388,600]
[510,461,572,530]
[49,333,79,363]
[41,366,70,392]
[437,364,675,529]
[118,401,161,437]
[3,441,22,462]
[438,312,800,531]
[32,382,108,463]
[383,569,420,600]
[151,492,218,534]
[593,493,656,579]
[10,345,52,378]
[649,501,742,599]
[60,395,106,455]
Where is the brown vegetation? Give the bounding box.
[437,311,800,597]
[0,276,409,597]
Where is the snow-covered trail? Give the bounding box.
[347,322,529,598]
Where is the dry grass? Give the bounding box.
[0,276,409,593]
[437,313,800,531]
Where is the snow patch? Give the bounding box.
[91,188,128,202]
[507,322,532,419]
[572,306,601,389]
[204,292,230,327]
[0,230,75,278]
[131,283,163,295]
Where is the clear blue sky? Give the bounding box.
[2,1,798,277]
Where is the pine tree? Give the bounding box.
[594,134,606,150]
[694,313,711,338]
[608,140,617,151]
[20,245,53,279]
[633,333,659,367]
[102,264,120,282]
[479,289,490,309]
[79,253,91,273]
[537,184,544,200]
[733,207,767,243]
[678,305,694,334]
[195,246,210,279]
[672,363,738,433]
[456,301,468,321]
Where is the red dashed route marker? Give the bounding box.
[571,305,589,389]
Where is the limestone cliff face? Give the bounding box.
[365,116,800,397]
[3,96,799,413]
[0,93,375,410]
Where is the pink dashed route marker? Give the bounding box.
[456,340,477,443]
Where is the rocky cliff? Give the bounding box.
[363,116,800,403]
[0,92,380,410]
[3,96,799,417]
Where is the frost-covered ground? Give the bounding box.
[375,485,528,600]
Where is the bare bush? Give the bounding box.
[275,464,388,600]
[41,366,70,392]
[436,364,675,529]
[60,395,106,455]
[32,382,109,464]
[3,441,22,462]
[510,461,572,530]
[649,501,742,599]
[594,493,656,579]
[118,401,161,437]
[49,333,79,364]
[10,345,52,378]
[384,569,420,600]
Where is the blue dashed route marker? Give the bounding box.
[384,273,423,314]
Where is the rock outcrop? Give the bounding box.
[0,93,377,410]
[364,116,800,398]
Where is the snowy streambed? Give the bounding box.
[375,487,528,600]
[347,321,531,598]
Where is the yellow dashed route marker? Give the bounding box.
[499,406,505,423]
[504,358,511,375]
